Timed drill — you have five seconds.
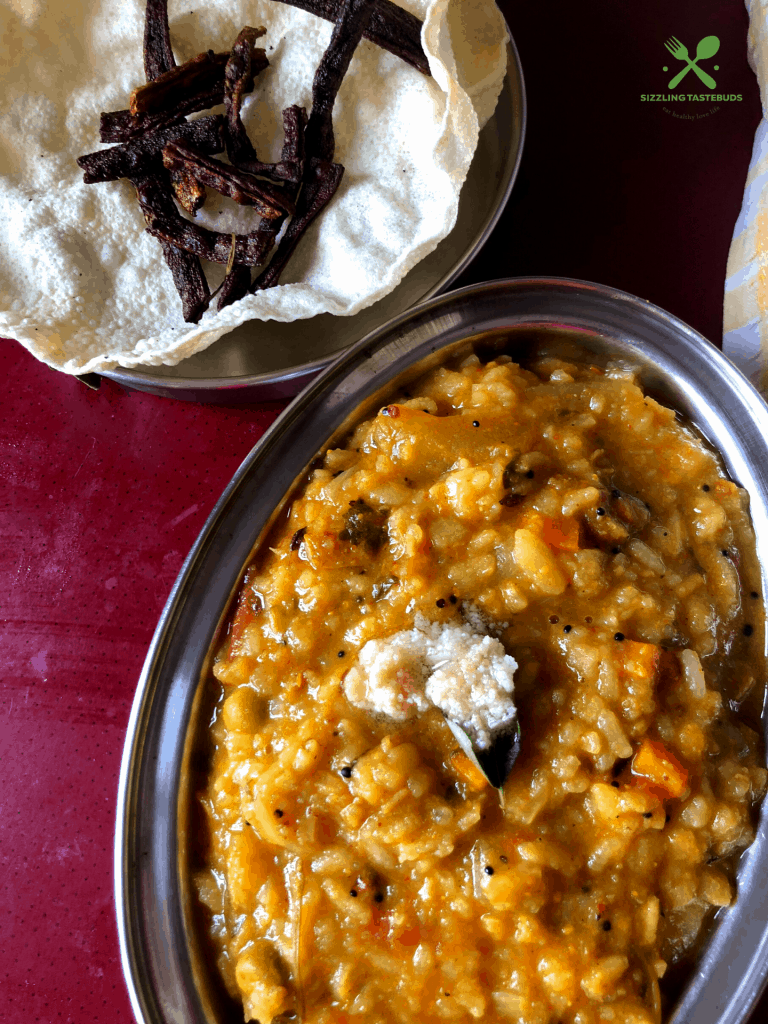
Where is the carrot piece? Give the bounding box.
[631,739,688,799]
[619,640,661,682]
[448,750,489,791]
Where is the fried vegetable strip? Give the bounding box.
[233,104,308,186]
[306,0,376,163]
[140,0,210,323]
[223,30,306,184]
[133,173,275,266]
[77,115,224,184]
[278,105,308,185]
[100,90,222,142]
[224,27,264,166]
[162,142,295,218]
[272,0,429,75]
[216,264,253,311]
[251,158,344,291]
[100,108,181,143]
[156,234,212,322]
[143,0,176,80]
[250,0,367,291]
[102,41,268,143]
[218,106,307,311]
[171,165,207,214]
[131,48,268,116]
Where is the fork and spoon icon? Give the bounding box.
[664,35,720,90]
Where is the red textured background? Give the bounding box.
[2,1,768,1022]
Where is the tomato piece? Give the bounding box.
[228,589,261,652]
[541,515,580,552]
[396,925,422,947]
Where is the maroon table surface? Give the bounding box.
[2,2,767,1022]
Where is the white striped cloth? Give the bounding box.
[724,0,768,391]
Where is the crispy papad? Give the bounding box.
[0,0,507,374]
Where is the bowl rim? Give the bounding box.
[115,275,768,1024]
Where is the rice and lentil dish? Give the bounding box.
[194,348,767,1024]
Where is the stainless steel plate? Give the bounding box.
[102,36,526,403]
[116,278,768,1024]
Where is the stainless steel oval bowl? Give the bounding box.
[116,277,768,1024]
